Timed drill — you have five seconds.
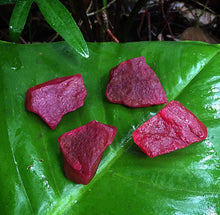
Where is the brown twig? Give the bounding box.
[137,10,146,39]
[137,10,151,41]
[48,33,59,42]
[196,0,210,27]
[19,36,27,44]
[106,29,119,42]
[86,0,93,14]
[94,0,104,42]
[114,0,122,38]
[147,11,151,41]
[102,11,109,29]
[87,0,116,16]
[191,0,219,16]
[71,0,94,41]
[102,10,118,42]
[122,0,150,42]
[161,0,174,40]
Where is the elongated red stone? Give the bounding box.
[105,56,168,107]
[25,74,87,129]
[58,120,117,185]
[132,101,207,158]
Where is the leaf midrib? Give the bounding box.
[2,41,219,214]
[49,46,220,213]
[108,171,220,195]
[174,50,220,100]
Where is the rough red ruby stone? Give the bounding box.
[58,120,117,185]
[25,74,87,129]
[105,56,168,107]
[132,101,207,158]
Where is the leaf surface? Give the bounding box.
[0,41,219,214]
[35,0,89,58]
[9,0,34,42]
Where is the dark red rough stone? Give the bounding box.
[105,56,168,107]
[58,120,117,185]
[132,101,207,158]
[25,74,87,129]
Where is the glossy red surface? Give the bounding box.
[105,56,168,107]
[25,74,87,129]
[133,100,207,158]
[58,120,117,184]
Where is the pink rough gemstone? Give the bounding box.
[105,56,168,107]
[132,101,207,158]
[58,120,117,185]
[25,74,87,129]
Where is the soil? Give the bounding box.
[0,0,219,44]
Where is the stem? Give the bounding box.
[147,11,151,41]
[71,0,94,41]
[196,0,209,27]
[102,0,107,7]
[122,0,150,42]
[87,0,116,16]
[161,0,174,40]
[191,0,218,16]
[106,28,119,42]
[102,0,108,16]
[27,10,32,43]
[114,0,122,38]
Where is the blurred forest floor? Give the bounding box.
[0,0,219,44]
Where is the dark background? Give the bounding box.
[0,0,219,44]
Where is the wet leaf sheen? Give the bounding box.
[0,41,219,214]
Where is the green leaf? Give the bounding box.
[0,40,219,215]
[35,0,89,58]
[9,0,33,42]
